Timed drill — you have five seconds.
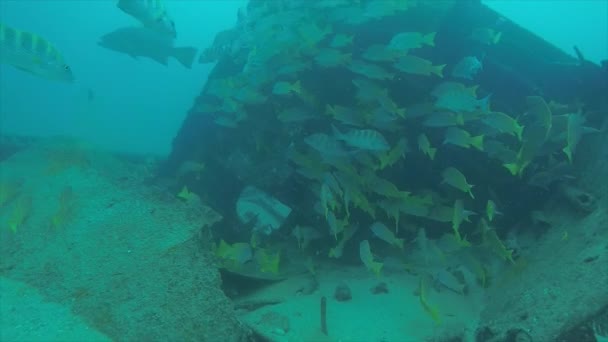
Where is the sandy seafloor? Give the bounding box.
[0,135,606,341]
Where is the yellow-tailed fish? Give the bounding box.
[0,22,74,82]
[378,138,408,169]
[442,167,474,198]
[417,133,437,160]
[394,55,445,77]
[388,32,436,52]
[359,240,383,276]
[370,222,404,249]
[348,59,394,80]
[486,199,502,222]
[418,277,441,324]
[7,196,32,233]
[272,80,302,96]
[444,127,484,151]
[482,111,524,141]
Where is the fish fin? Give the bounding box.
[425,32,437,47]
[291,80,302,94]
[172,46,197,68]
[429,147,437,160]
[331,124,344,139]
[433,64,446,78]
[471,135,484,151]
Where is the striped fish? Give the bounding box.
[117,0,176,38]
[332,125,390,151]
[0,22,74,82]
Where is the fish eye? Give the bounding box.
[64,65,71,71]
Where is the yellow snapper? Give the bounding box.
[481,111,524,141]
[314,48,351,68]
[417,133,437,160]
[423,111,465,128]
[370,222,404,249]
[394,55,445,77]
[272,80,302,96]
[444,127,484,151]
[330,33,353,48]
[432,82,490,113]
[0,22,74,82]
[332,125,390,151]
[359,240,383,276]
[117,0,176,38]
[388,32,436,52]
[442,167,475,198]
[348,59,394,80]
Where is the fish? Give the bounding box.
[486,199,502,222]
[423,111,464,127]
[452,199,476,242]
[304,133,351,157]
[314,48,351,67]
[388,32,436,52]
[417,133,437,160]
[332,125,390,151]
[432,82,490,113]
[451,56,482,80]
[216,240,252,265]
[359,240,383,276]
[330,33,353,48]
[362,44,400,62]
[348,59,394,80]
[444,127,484,151]
[277,107,316,123]
[98,26,197,68]
[292,225,322,249]
[327,211,346,240]
[435,269,465,294]
[272,80,302,95]
[370,222,404,249]
[563,111,595,163]
[470,27,502,45]
[352,78,386,103]
[441,167,475,198]
[481,111,524,140]
[378,138,408,169]
[0,22,74,82]
[117,0,176,38]
[329,224,359,259]
[418,277,441,324]
[393,55,445,77]
[255,248,281,275]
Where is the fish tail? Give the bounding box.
[429,147,437,160]
[372,261,383,276]
[471,135,484,151]
[331,124,344,140]
[562,146,573,163]
[424,32,436,46]
[493,31,503,44]
[433,64,446,78]
[468,186,475,199]
[396,238,405,249]
[172,46,197,68]
[291,80,302,94]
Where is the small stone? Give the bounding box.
[371,282,389,294]
[334,283,352,302]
